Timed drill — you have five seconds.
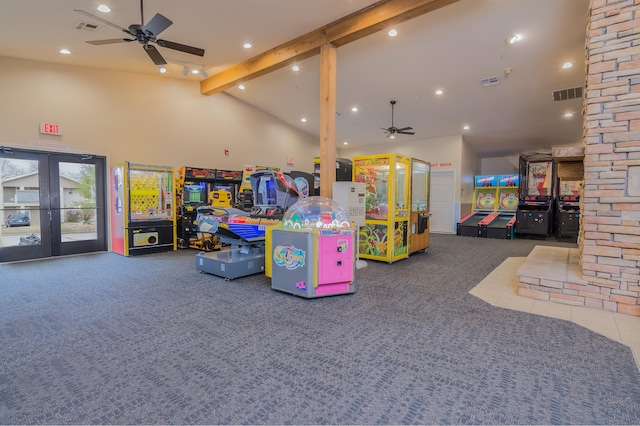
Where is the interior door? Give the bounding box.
[0,147,107,262]
[430,170,456,234]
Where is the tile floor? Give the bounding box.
[470,256,640,372]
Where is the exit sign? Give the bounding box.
[40,122,62,135]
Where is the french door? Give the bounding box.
[0,147,107,263]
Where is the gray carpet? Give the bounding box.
[1,233,639,424]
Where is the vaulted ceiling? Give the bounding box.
[0,0,588,157]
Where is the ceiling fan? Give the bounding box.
[381,100,415,137]
[74,0,205,67]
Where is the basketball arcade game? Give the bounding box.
[457,175,498,237]
[515,153,556,236]
[478,174,519,239]
[110,162,176,256]
[195,170,300,279]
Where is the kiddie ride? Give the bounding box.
[195,171,300,280]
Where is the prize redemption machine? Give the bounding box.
[410,159,431,253]
[271,197,356,298]
[110,162,176,256]
[352,153,411,263]
[515,154,556,236]
[478,174,519,239]
[174,166,242,250]
[195,171,300,279]
[556,161,583,238]
[457,175,498,237]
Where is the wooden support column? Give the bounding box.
[319,43,337,199]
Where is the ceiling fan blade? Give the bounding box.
[143,44,167,65]
[86,38,134,45]
[397,131,415,135]
[396,127,413,132]
[73,9,129,33]
[156,39,205,57]
[143,13,173,37]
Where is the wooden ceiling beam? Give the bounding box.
[200,0,459,96]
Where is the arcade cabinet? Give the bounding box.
[409,159,431,253]
[352,153,411,263]
[556,161,583,238]
[313,157,352,195]
[457,175,498,237]
[175,166,242,250]
[110,162,176,256]
[479,174,519,239]
[195,171,300,279]
[515,153,556,236]
[271,197,356,298]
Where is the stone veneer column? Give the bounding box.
[583,0,640,316]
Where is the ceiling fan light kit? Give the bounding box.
[75,0,205,68]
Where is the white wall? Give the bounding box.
[0,56,319,173]
[480,155,519,175]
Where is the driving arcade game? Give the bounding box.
[457,175,498,237]
[478,174,519,239]
[195,171,300,279]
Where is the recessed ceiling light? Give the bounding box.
[351,106,358,112]
[343,141,348,145]
[435,89,444,96]
[192,69,199,74]
[158,66,167,74]
[507,34,522,44]
[562,62,573,69]
[291,65,300,72]
[388,29,398,37]
[564,112,574,118]
[463,124,470,130]
[243,42,252,49]
[59,49,71,55]
[301,117,307,123]
[97,5,111,13]
[238,84,246,90]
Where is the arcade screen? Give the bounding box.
[184,181,207,204]
[526,161,553,196]
[256,176,277,206]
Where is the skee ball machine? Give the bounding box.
[478,174,519,239]
[110,162,176,256]
[515,153,556,236]
[271,196,356,298]
[457,175,498,237]
[353,153,410,263]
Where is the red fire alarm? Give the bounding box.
[224,149,229,156]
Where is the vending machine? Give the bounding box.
[110,162,176,256]
[409,159,431,253]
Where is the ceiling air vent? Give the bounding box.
[74,21,105,33]
[480,76,499,87]
[552,86,583,101]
